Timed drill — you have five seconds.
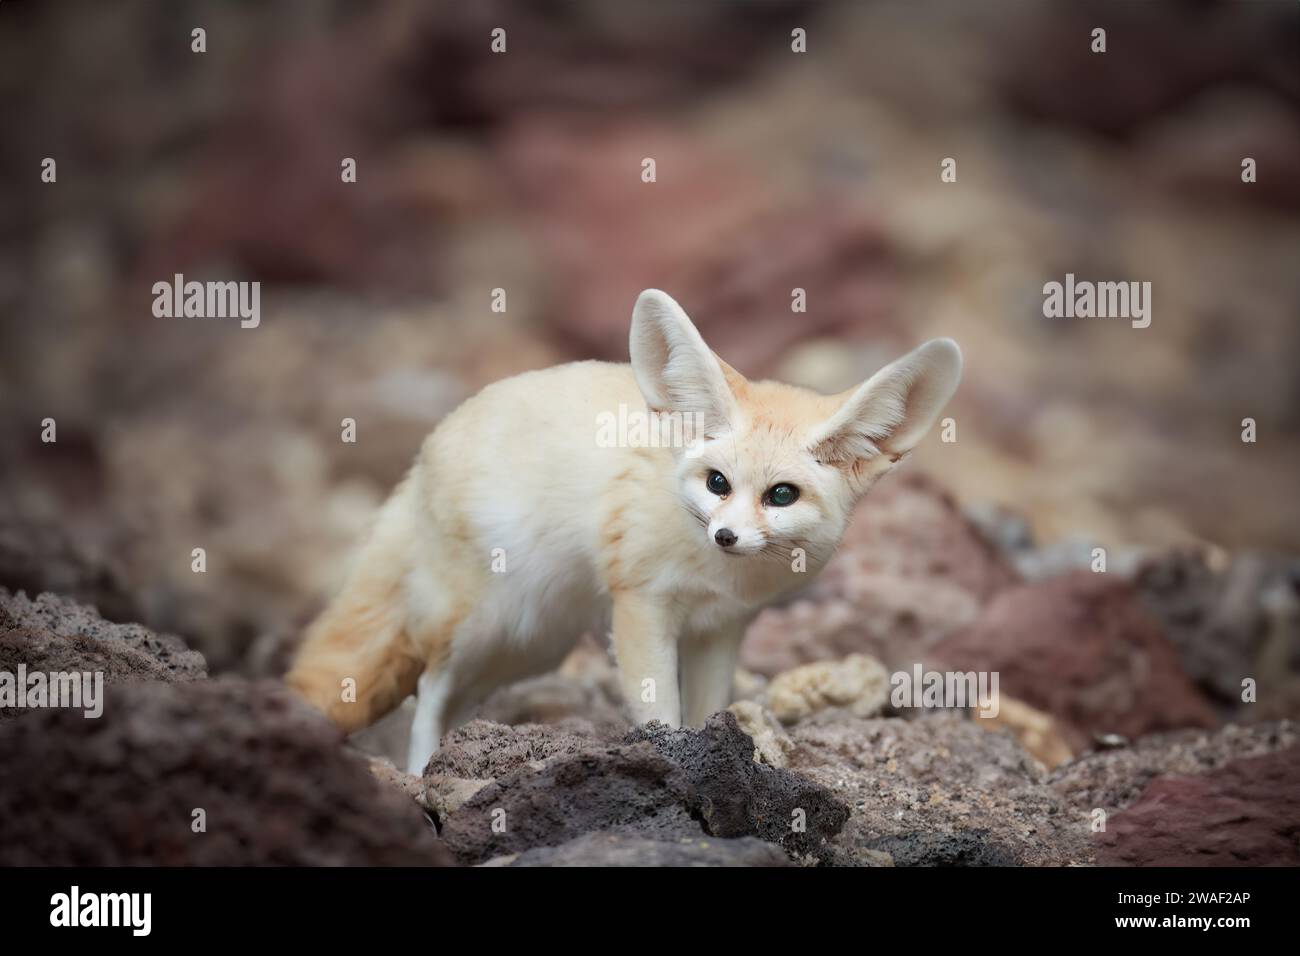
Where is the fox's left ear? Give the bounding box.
[809,338,962,479]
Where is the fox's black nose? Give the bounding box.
[714,528,737,548]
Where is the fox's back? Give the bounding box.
[419,360,653,552]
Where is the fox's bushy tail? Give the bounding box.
[285,504,425,736]
[286,573,423,732]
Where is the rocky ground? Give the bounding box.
[0,0,1296,866]
[2,471,1296,867]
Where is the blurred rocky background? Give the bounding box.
[1,0,1297,866]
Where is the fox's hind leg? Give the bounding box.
[407,667,453,775]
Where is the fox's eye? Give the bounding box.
[766,483,799,507]
[706,470,731,496]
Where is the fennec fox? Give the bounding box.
[287,290,961,773]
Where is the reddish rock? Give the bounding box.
[742,472,1018,676]
[829,473,1020,602]
[1098,746,1300,866]
[935,571,1217,750]
[502,121,902,375]
[1051,720,1297,815]
[136,0,821,296]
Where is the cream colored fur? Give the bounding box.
[286,290,962,773]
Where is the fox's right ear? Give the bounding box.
[630,289,736,434]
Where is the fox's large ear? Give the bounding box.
[630,289,736,434]
[809,338,962,475]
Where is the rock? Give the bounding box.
[1134,89,1300,214]
[402,0,812,127]
[352,641,630,771]
[765,654,890,724]
[428,717,614,780]
[963,502,1036,563]
[367,757,430,811]
[995,1,1296,139]
[742,473,1018,676]
[788,714,1092,866]
[0,514,140,623]
[437,739,700,865]
[836,473,1020,602]
[506,123,903,376]
[472,637,630,734]
[498,831,793,868]
[0,678,453,865]
[979,695,1074,770]
[731,667,768,702]
[727,699,794,768]
[437,713,848,865]
[1050,720,1298,815]
[854,849,896,867]
[625,713,850,861]
[0,589,206,719]
[935,572,1217,751]
[422,718,613,820]
[965,504,1144,581]
[347,695,417,768]
[865,829,1020,867]
[425,774,493,820]
[1134,548,1300,716]
[1097,746,1300,866]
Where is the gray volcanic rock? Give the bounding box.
[421,717,617,818]
[864,829,1020,867]
[787,713,1092,866]
[0,515,141,624]
[438,739,700,865]
[625,712,850,861]
[1134,550,1268,705]
[0,677,452,866]
[1134,549,1300,718]
[436,712,849,866]
[0,587,205,686]
[430,717,614,780]
[0,589,206,719]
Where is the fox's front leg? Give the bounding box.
[680,622,745,727]
[611,592,682,727]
